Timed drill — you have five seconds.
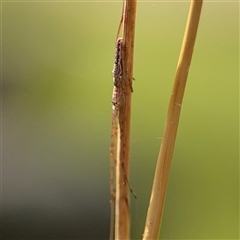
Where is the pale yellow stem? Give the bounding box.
[142,1,203,239]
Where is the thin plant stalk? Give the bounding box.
[142,1,203,239]
[114,1,137,240]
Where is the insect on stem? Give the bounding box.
[110,35,136,240]
[109,37,124,240]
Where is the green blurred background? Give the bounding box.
[1,0,238,239]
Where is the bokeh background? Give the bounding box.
[1,0,238,239]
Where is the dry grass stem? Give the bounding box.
[142,1,203,239]
[114,0,137,240]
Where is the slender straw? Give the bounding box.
[142,1,203,239]
[115,1,137,240]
